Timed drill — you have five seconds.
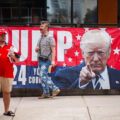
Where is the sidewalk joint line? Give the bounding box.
[82,96,92,120]
[12,97,23,120]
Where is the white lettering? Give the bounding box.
[33,68,39,75]
[18,65,27,85]
[32,30,41,61]
[12,30,19,52]
[12,30,28,62]
[29,76,41,84]
[57,31,72,61]
[13,65,17,85]
[21,30,28,61]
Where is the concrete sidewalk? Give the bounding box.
[0,95,120,120]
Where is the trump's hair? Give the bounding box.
[80,30,111,53]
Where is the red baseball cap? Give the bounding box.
[0,29,7,35]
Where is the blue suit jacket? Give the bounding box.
[54,62,120,89]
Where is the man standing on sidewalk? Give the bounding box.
[0,29,20,116]
[35,21,60,99]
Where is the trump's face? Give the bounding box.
[82,39,110,74]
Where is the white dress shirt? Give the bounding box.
[79,66,110,89]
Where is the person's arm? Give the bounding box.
[8,46,20,63]
[49,35,56,65]
[51,46,55,65]
[35,39,40,53]
[9,53,20,63]
[35,47,40,53]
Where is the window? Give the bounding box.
[0,0,98,26]
[0,0,46,25]
[47,0,71,23]
[73,0,97,24]
[118,0,120,24]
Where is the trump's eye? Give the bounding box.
[97,51,105,56]
[87,52,94,56]
[87,51,105,57]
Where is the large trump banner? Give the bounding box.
[1,27,120,89]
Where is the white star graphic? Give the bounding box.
[74,51,79,56]
[84,28,89,32]
[63,63,66,67]
[80,60,83,63]
[110,66,115,69]
[68,57,72,62]
[113,47,120,55]
[76,34,81,40]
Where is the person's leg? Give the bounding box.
[3,92,10,113]
[0,77,2,93]
[39,60,60,97]
[47,77,59,91]
[42,61,60,96]
[46,76,60,97]
[1,77,15,116]
[38,61,50,95]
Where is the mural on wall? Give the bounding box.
[1,27,120,89]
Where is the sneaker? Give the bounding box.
[52,89,60,97]
[38,94,52,99]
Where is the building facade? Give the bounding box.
[0,0,119,27]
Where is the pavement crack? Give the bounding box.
[86,106,92,120]
[12,97,23,120]
[82,96,92,120]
